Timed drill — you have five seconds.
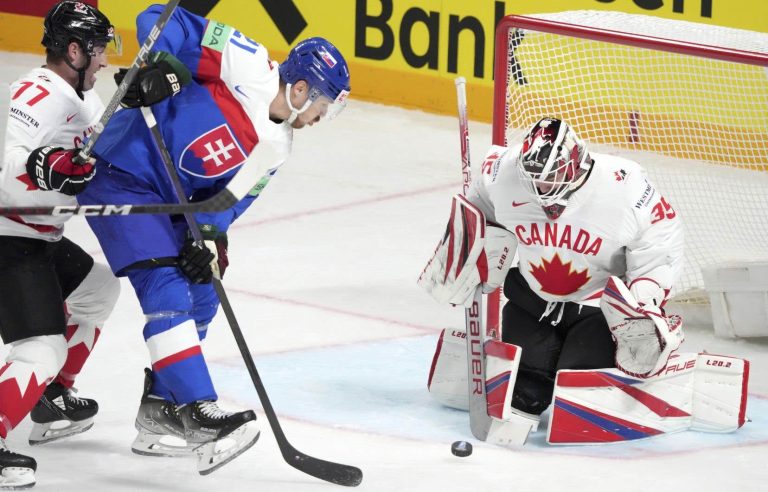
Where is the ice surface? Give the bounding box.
[1,51,766,491]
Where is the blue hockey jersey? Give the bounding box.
[92,4,292,232]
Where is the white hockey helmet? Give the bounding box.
[516,118,592,211]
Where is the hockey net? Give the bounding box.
[489,10,768,331]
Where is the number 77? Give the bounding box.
[12,81,50,106]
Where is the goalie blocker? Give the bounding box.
[417,194,516,307]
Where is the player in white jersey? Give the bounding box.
[0,2,120,488]
[422,117,684,424]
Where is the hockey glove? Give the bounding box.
[418,194,517,307]
[115,51,191,108]
[26,146,95,196]
[199,224,229,280]
[178,239,215,284]
[601,276,684,378]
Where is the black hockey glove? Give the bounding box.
[114,51,191,108]
[178,239,215,284]
[26,146,95,196]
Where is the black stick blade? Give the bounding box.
[286,451,363,487]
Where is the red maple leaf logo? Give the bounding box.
[529,253,591,295]
[16,172,39,190]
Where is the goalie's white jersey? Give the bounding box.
[466,145,684,305]
[0,67,103,241]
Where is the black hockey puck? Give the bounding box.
[451,440,472,457]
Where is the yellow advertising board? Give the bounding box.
[1,1,765,121]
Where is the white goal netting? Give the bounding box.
[494,10,768,304]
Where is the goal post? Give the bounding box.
[489,10,768,333]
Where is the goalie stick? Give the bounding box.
[455,77,493,441]
[140,107,363,487]
[455,78,531,445]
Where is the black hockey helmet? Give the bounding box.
[42,1,114,56]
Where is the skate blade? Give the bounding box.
[131,431,193,458]
[28,418,94,446]
[0,466,36,489]
[195,424,260,475]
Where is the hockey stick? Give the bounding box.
[454,77,493,441]
[0,164,259,217]
[140,107,363,487]
[0,130,284,218]
[455,78,532,446]
[73,0,181,164]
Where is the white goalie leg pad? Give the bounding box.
[418,194,516,307]
[427,328,470,411]
[601,276,684,378]
[427,328,537,444]
[427,329,522,415]
[547,352,749,444]
[691,353,749,432]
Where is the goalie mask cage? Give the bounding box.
[488,10,768,332]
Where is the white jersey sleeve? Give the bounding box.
[0,68,104,240]
[624,171,684,296]
[465,145,516,223]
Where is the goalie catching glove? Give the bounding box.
[600,276,684,378]
[418,194,517,307]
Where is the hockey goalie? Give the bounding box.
[419,117,749,445]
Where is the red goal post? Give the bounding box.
[488,10,768,334]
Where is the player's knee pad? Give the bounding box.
[128,267,194,315]
[189,283,219,329]
[7,335,68,377]
[66,262,121,325]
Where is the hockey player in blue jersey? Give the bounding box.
[64,5,350,474]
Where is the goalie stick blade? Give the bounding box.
[285,451,363,487]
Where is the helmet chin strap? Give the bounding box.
[63,48,91,100]
[284,82,313,124]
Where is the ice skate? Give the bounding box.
[28,383,97,446]
[0,439,36,489]
[180,400,259,475]
[131,369,191,458]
